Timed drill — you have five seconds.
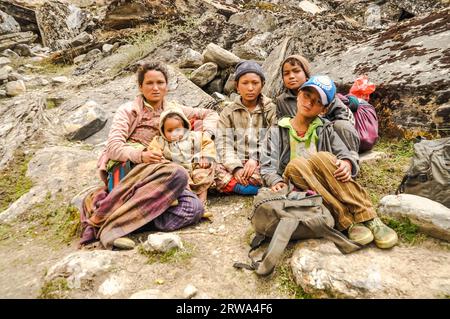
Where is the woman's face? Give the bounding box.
[282,62,307,91]
[236,73,263,105]
[139,70,168,103]
[296,88,326,119]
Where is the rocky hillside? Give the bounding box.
[0,0,449,299]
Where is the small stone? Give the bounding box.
[0,65,13,81]
[142,233,183,253]
[0,89,6,98]
[129,289,166,299]
[14,44,34,57]
[52,76,69,84]
[5,80,26,96]
[102,43,114,54]
[84,49,102,61]
[112,237,135,250]
[98,275,125,296]
[183,284,198,299]
[7,72,24,82]
[155,279,165,285]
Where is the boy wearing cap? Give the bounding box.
[276,55,360,159]
[214,60,277,195]
[261,75,398,249]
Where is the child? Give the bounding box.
[276,55,360,158]
[149,107,216,204]
[261,75,398,249]
[215,60,276,195]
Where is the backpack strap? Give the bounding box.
[233,216,300,276]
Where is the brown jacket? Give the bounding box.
[216,94,276,172]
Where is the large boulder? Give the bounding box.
[228,9,277,33]
[63,100,107,141]
[312,9,450,137]
[203,43,240,69]
[5,79,26,96]
[0,31,37,51]
[35,1,93,51]
[232,32,271,61]
[179,48,203,68]
[0,10,20,35]
[189,62,218,88]
[291,239,450,298]
[378,194,450,242]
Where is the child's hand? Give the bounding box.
[199,157,211,169]
[334,159,352,182]
[233,168,248,186]
[243,159,258,179]
[142,149,163,164]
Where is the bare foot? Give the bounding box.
[198,191,208,205]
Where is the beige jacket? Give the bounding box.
[216,94,276,172]
[148,107,216,171]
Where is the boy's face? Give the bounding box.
[163,117,186,142]
[282,62,307,91]
[296,88,326,119]
[236,73,263,105]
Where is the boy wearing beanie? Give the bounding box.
[262,75,398,249]
[214,60,277,195]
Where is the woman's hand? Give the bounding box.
[141,149,163,164]
[233,168,248,186]
[271,182,287,192]
[242,159,258,179]
[334,159,352,182]
[199,157,211,169]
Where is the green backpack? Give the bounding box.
[397,137,450,208]
[234,187,363,276]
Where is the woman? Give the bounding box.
[261,75,397,249]
[215,60,276,195]
[80,61,219,249]
[276,55,360,157]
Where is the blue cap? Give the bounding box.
[300,75,336,106]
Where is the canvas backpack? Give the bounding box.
[337,93,379,152]
[233,187,363,276]
[397,137,450,208]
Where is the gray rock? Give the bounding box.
[223,73,236,95]
[203,43,240,69]
[51,76,69,84]
[183,284,198,299]
[73,54,86,64]
[189,62,218,88]
[232,32,271,60]
[179,48,204,69]
[229,9,277,33]
[7,72,24,82]
[102,43,114,54]
[5,80,26,96]
[0,31,38,52]
[35,2,93,51]
[1,49,19,59]
[0,56,11,67]
[70,31,93,47]
[0,10,20,35]
[0,89,6,98]
[44,251,118,289]
[211,92,227,102]
[312,9,450,135]
[0,65,13,81]
[84,48,102,61]
[204,77,225,95]
[142,233,183,253]
[63,100,107,141]
[378,194,450,241]
[291,239,450,298]
[13,44,33,57]
[0,146,98,222]
[98,275,128,296]
[433,104,450,133]
[262,37,293,98]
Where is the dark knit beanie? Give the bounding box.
[234,60,265,83]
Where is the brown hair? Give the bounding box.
[162,114,188,131]
[137,61,169,86]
